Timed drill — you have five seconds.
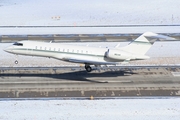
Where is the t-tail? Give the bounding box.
[121,32,175,56]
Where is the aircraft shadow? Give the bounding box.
[0,70,137,83]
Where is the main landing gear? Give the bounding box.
[85,64,92,72]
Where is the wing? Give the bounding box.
[67,58,118,65]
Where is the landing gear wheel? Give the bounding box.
[85,65,92,72]
[15,60,18,64]
[86,66,92,72]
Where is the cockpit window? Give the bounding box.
[13,42,23,46]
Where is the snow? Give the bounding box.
[0,98,179,120]
[0,0,180,26]
[1,26,180,35]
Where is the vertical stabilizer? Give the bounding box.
[121,32,160,55]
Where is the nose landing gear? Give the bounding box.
[14,55,19,64]
[15,60,18,64]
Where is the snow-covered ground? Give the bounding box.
[0,0,180,26]
[1,26,180,35]
[0,98,179,120]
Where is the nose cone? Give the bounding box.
[3,47,12,53]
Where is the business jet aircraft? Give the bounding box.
[4,32,174,72]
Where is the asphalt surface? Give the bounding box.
[0,34,141,42]
[0,66,180,98]
[1,33,180,42]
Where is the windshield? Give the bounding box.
[13,42,23,46]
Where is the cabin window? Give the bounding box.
[13,42,23,46]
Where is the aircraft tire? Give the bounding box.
[15,60,18,64]
[86,66,92,72]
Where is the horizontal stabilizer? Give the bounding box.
[143,32,176,40]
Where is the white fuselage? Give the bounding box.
[5,41,129,65]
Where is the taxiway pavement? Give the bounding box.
[0,66,180,98]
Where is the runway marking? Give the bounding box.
[171,72,180,77]
[108,81,133,83]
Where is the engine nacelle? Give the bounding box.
[106,49,133,60]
